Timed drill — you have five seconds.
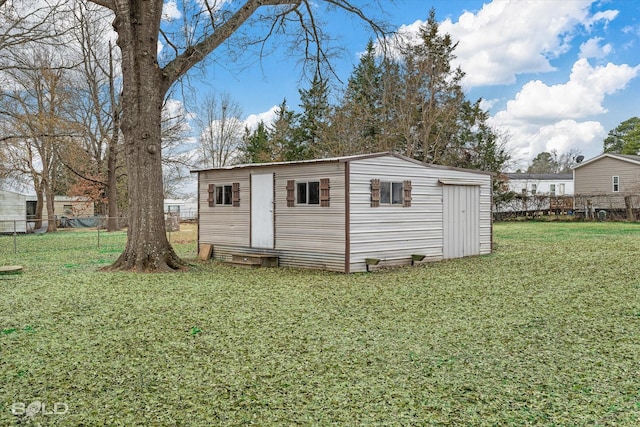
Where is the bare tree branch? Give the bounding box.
[160,0,301,91]
[86,0,114,10]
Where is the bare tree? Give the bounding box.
[0,0,70,65]
[61,0,123,231]
[196,92,244,169]
[66,0,389,271]
[0,50,75,231]
[160,98,196,198]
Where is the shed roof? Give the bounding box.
[0,188,26,197]
[192,152,492,176]
[572,153,640,170]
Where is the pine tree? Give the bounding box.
[269,99,305,161]
[298,73,331,158]
[394,8,466,163]
[332,39,387,154]
[241,121,271,163]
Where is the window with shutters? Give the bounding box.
[292,179,330,206]
[371,179,411,207]
[209,183,240,206]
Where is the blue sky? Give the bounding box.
[167,0,640,171]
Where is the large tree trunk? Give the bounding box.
[106,1,184,271]
[34,186,44,230]
[44,183,57,232]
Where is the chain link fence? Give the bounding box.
[0,217,196,258]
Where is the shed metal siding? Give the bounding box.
[272,162,346,271]
[348,156,491,273]
[197,153,491,273]
[198,169,252,247]
[198,162,347,272]
[0,190,27,233]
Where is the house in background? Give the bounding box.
[499,173,574,214]
[193,152,493,273]
[26,195,95,220]
[164,197,198,220]
[573,153,640,218]
[0,189,27,233]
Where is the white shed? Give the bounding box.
[0,189,27,233]
[194,152,493,273]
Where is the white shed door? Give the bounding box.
[251,173,274,248]
[442,184,480,259]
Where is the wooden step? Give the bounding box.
[228,253,278,268]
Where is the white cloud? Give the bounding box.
[479,98,499,111]
[584,9,619,30]
[490,57,640,168]
[389,1,620,87]
[162,1,181,21]
[505,120,606,167]
[441,0,597,86]
[579,37,613,59]
[243,105,279,131]
[164,98,193,133]
[494,59,640,124]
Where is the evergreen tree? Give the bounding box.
[449,99,510,174]
[241,121,271,163]
[527,152,557,173]
[298,73,332,158]
[269,99,305,161]
[332,39,387,154]
[394,8,466,163]
[603,117,640,155]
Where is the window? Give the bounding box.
[531,184,537,195]
[380,181,403,204]
[288,179,330,207]
[297,181,320,205]
[549,184,556,196]
[371,179,411,207]
[167,205,180,213]
[558,183,565,196]
[216,185,233,205]
[208,183,240,207]
[613,176,619,192]
[63,204,73,215]
[26,201,37,220]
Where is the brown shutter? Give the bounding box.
[320,178,330,207]
[286,180,295,207]
[371,179,380,207]
[403,180,412,207]
[232,182,240,207]
[207,184,215,207]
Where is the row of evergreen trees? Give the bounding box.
[238,9,510,178]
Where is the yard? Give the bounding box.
[1,222,640,425]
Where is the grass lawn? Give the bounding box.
[1,222,640,425]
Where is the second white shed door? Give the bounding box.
[442,184,480,259]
